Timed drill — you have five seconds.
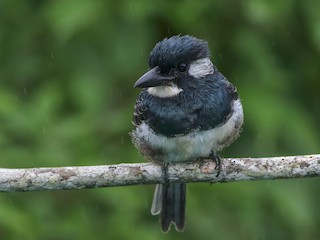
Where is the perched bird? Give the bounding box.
[131,35,244,232]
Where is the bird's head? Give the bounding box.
[134,35,215,97]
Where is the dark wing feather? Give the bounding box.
[132,92,148,127]
[225,80,238,100]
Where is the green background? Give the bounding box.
[0,0,319,239]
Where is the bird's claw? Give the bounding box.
[162,162,169,185]
[211,153,222,177]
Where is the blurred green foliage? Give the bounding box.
[0,0,319,239]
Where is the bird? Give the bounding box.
[131,35,244,232]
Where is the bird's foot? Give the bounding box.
[161,162,169,186]
[210,152,222,177]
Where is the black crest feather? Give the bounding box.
[149,35,210,73]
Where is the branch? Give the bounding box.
[0,154,319,192]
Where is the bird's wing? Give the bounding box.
[132,92,148,127]
[225,80,239,100]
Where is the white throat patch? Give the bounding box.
[188,57,214,78]
[147,84,183,98]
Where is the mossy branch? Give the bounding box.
[0,154,319,192]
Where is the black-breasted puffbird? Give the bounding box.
[131,35,244,232]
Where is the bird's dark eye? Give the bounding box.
[178,63,188,72]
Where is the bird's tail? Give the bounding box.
[151,183,186,232]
